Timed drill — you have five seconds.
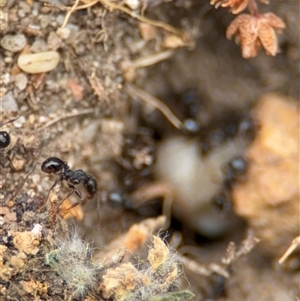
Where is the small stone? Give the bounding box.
[10,155,21,171]
[56,27,70,40]
[125,0,140,9]
[163,35,185,49]
[18,10,26,18]
[0,87,7,98]
[39,15,51,28]
[139,23,157,41]
[15,73,28,90]
[0,73,9,85]
[0,34,27,52]
[0,0,9,7]
[4,57,12,63]
[13,116,26,128]
[47,32,61,50]
[1,91,19,112]
[19,1,31,14]
[30,39,47,53]
[17,51,60,74]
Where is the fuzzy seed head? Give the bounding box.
[45,231,102,298]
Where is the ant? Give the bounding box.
[222,156,248,188]
[0,118,18,149]
[0,117,18,166]
[213,156,248,211]
[41,157,98,212]
[200,114,257,157]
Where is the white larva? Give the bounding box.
[154,135,248,237]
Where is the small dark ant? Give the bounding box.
[213,189,232,212]
[0,118,18,150]
[199,114,257,157]
[222,156,248,187]
[0,118,18,167]
[41,157,98,211]
[213,156,248,211]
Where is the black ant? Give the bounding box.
[0,118,18,167]
[222,156,248,187]
[0,118,18,150]
[213,156,248,211]
[200,114,257,157]
[41,157,98,211]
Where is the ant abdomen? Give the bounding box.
[84,176,98,197]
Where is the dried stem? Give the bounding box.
[125,83,183,129]
[38,109,94,130]
[131,50,174,70]
[59,0,185,38]
[248,0,259,16]
[278,236,300,264]
[61,0,81,28]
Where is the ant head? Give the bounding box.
[0,131,10,149]
[228,156,248,175]
[41,157,68,174]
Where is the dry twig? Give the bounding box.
[278,236,300,265]
[125,83,183,129]
[38,109,94,130]
[58,0,185,38]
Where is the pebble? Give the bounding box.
[0,34,27,52]
[0,87,7,98]
[13,116,26,128]
[17,51,60,74]
[18,10,26,18]
[1,91,19,112]
[19,1,31,14]
[39,15,51,29]
[0,0,9,7]
[0,73,10,85]
[15,73,28,91]
[4,57,12,63]
[30,40,47,53]
[125,0,140,9]
[56,28,70,40]
[47,32,61,50]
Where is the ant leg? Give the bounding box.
[38,179,60,213]
[129,182,174,230]
[160,194,174,231]
[95,192,102,225]
[59,186,83,212]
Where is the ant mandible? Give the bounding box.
[41,157,98,210]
